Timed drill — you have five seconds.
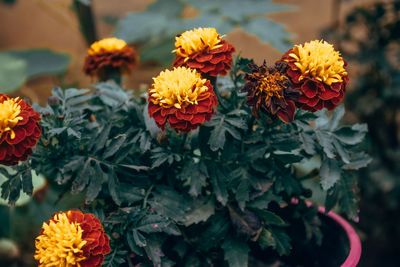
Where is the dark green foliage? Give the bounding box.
[0,56,368,266]
[0,49,71,93]
[114,0,292,65]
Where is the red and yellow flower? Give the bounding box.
[172,28,235,77]
[277,40,348,111]
[243,62,298,123]
[34,210,111,267]
[148,67,218,133]
[0,94,41,166]
[83,37,138,79]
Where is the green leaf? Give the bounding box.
[150,186,190,222]
[315,131,335,158]
[208,117,226,151]
[270,228,291,256]
[209,165,228,205]
[118,183,145,204]
[184,199,215,226]
[85,161,105,202]
[71,159,91,193]
[258,228,276,249]
[220,0,292,21]
[320,158,341,190]
[21,170,33,196]
[103,134,127,159]
[222,237,250,267]
[337,174,359,221]
[135,214,180,235]
[241,17,292,52]
[342,152,372,170]
[144,236,164,265]
[140,38,175,66]
[198,213,230,251]
[7,49,70,77]
[0,53,27,93]
[334,124,368,145]
[328,105,345,131]
[251,209,286,226]
[108,168,121,205]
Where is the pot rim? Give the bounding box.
[317,205,361,267]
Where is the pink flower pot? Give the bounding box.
[317,205,361,267]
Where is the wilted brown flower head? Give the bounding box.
[243,62,298,123]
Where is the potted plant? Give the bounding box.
[0,28,369,266]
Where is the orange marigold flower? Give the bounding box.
[83,37,138,79]
[243,62,298,123]
[277,40,349,111]
[0,94,41,166]
[172,28,235,77]
[148,67,218,133]
[35,210,111,267]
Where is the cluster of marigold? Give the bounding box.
[0,27,348,266]
[83,28,348,133]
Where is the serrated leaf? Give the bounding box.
[21,170,33,196]
[71,159,91,193]
[328,105,345,131]
[342,152,372,170]
[150,186,190,222]
[208,121,226,151]
[108,168,121,205]
[320,158,341,190]
[315,131,335,158]
[332,138,350,164]
[85,161,104,202]
[184,199,215,226]
[222,237,250,267]
[209,166,228,205]
[103,134,127,159]
[258,228,276,249]
[270,228,291,256]
[334,123,368,145]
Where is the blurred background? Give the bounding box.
[0,0,399,266]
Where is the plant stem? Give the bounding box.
[74,0,97,46]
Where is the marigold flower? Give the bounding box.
[172,28,235,77]
[83,37,138,79]
[148,67,218,133]
[243,62,298,123]
[277,40,348,111]
[0,94,41,166]
[35,210,111,267]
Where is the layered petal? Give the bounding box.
[277,40,348,111]
[83,37,138,78]
[172,28,235,77]
[0,94,41,166]
[35,210,110,267]
[148,67,218,133]
[242,62,298,123]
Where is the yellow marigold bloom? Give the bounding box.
[288,40,347,86]
[148,67,218,133]
[0,97,23,139]
[149,67,210,109]
[173,28,223,59]
[88,37,127,56]
[34,213,87,267]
